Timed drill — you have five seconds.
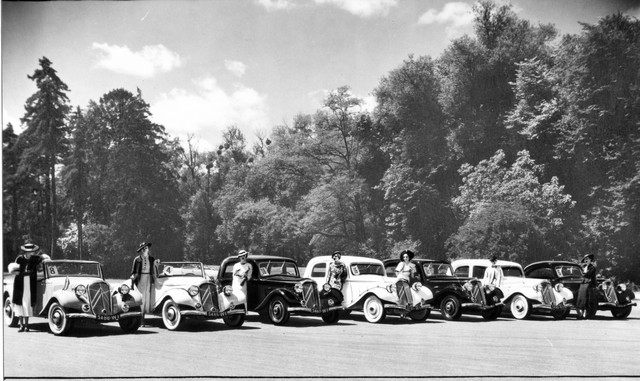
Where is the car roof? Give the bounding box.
[220,254,298,265]
[451,259,522,268]
[383,258,451,264]
[308,255,384,265]
[524,260,579,270]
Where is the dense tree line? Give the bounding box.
[3,2,639,282]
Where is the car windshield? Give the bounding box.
[423,262,453,277]
[257,260,299,277]
[158,262,204,277]
[554,265,583,278]
[502,266,524,277]
[350,263,384,276]
[45,261,102,278]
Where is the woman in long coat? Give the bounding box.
[130,242,158,326]
[11,243,45,332]
[576,254,598,319]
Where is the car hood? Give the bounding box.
[157,277,210,288]
[259,275,311,285]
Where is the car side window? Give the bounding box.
[385,264,397,277]
[472,266,486,279]
[529,268,554,279]
[310,263,326,277]
[454,266,468,277]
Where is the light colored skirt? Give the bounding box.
[137,274,154,314]
[14,275,34,317]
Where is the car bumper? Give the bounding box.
[532,303,573,311]
[598,301,637,309]
[289,305,344,314]
[66,311,143,321]
[181,308,245,318]
[384,303,432,313]
[461,302,504,310]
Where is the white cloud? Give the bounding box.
[256,0,296,11]
[627,6,640,18]
[418,2,475,38]
[225,60,247,77]
[2,108,23,132]
[307,88,377,113]
[315,0,398,17]
[150,76,269,151]
[91,43,182,78]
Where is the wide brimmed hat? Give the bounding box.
[581,254,595,263]
[332,251,342,259]
[400,249,415,261]
[136,242,152,253]
[20,243,39,253]
[237,250,249,258]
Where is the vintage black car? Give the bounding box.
[383,258,504,320]
[218,255,344,325]
[524,261,637,319]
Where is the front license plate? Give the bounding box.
[206,311,219,317]
[96,314,120,321]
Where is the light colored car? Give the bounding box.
[451,259,573,319]
[304,256,433,323]
[3,259,143,335]
[151,261,246,330]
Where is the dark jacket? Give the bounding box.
[11,255,43,306]
[582,264,597,287]
[130,255,157,286]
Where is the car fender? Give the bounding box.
[347,288,396,309]
[503,288,539,304]
[558,287,573,302]
[155,288,196,310]
[219,291,246,311]
[254,288,299,311]
[412,284,434,304]
[48,290,85,312]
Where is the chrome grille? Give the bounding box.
[200,283,218,311]
[540,282,558,305]
[88,282,113,315]
[301,281,320,309]
[469,280,487,305]
[603,283,618,303]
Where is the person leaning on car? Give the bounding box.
[395,249,417,302]
[130,242,159,326]
[576,254,597,320]
[483,255,504,287]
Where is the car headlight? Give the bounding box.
[385,284,396,294]
[223,285,233,296]
[119,284,130,295]
[188,285,199,297]
[327,298,335,306]
[617,284,626,292]
[462,281,473,292]
[122,303,130,312]
[554,283,564,293]
[412,282,423,291]
[533,284,541,293]
[294,283,303,294]
[75,285,87,298]
[323,283,331,292]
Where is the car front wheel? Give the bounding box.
[510,294,531,320]
[268,296,290,325]
[551,306,569,320]
[4,298,18,327]
[118,317,141,333]
[440,295,462,320]
[48,302,73,335]
[611,306,632,319]
[223,314,246,327]
[363,295,386,323]
[409,308,430,321]
[162,299,183,330]
[481,306,503,321]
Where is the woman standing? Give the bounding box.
[325,251,347,290]
[130,242,158,326]
[576,254,597,319]
[232,250,253,307]
[394,249,417,304]
[10,243,45,332]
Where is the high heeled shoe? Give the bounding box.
[18,326,25,332]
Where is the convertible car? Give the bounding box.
[305,256,433,323]
[524,261,636,319]
[3,259,143,335]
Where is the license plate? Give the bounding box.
[206,311,219,317]
[96,314,120,321]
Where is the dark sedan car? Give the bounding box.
[383,258,504,320]
[524,261,636,319]
[218,255,344,325]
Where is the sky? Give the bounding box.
[2,0,639,151]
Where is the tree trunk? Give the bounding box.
[50,158,57,257]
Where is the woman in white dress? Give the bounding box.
[232,250,253,305]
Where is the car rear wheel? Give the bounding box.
[162,299,183,330]
[510,294,531,320]
[440,295,462,320]
[48,302,73,335]
[408,308,430,321]
[611,306,632,319]
[268,296,290,325]
[223,314,246,327]
[4,298,18,327]
[118,317,141,333]
[363,295,385,323]
[481,306,503,321]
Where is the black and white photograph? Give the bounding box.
[2,0,640,379]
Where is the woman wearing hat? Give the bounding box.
[325,251,347,291]
[395,250,417,303]
[232,250,253,307]
[130,242,158,326]
[576,254,597,319]
[10,243,45,332]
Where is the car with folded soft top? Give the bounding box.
[3,259,143,335]
[218,255,344,325]
[304,255,433,323]
[524,260,636,319]
[383,258,503,320]
[150,261,247,330]
[452,259,573,320]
